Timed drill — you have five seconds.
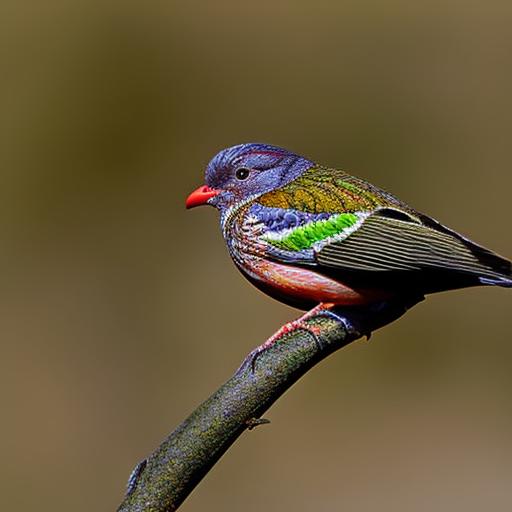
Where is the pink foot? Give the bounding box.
[241,303,337,373]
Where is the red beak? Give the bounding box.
[186,185,220,209]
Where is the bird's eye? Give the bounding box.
[235,167,251,180]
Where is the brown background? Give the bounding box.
[2,1,511,511]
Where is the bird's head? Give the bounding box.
[186,143,313,212]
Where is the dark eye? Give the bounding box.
[235,167,251,180]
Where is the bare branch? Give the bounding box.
[117,298,419,512]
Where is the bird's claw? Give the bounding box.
[310,308,354,336]
[239,309,352,374]
[239,322,321,374]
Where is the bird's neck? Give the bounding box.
[219,194,259,237]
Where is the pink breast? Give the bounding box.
[244,258,388,306]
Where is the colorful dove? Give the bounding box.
[186,143,511,349]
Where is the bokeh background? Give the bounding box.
[2,1,511,511]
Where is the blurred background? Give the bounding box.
[1,1,511,510]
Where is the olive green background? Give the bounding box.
[1,1,511,511]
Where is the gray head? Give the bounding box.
[186,143,313,211]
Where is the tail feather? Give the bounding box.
[431,219,512,288]
[416,213,511,289]
[479,276,512,288]
[461,239,511,287]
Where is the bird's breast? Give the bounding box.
[222,204,390,308]
[236,255,387,308]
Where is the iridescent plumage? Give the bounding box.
[187,143,511,312]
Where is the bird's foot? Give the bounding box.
[239,303,349,373]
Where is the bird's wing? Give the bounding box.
[317,209,508,275]
[260,207,510,291]
[255,168,511,291]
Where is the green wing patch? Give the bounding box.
[263,213,359,251]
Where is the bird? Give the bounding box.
[186,143,511,352]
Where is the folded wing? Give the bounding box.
[316,208,512,292]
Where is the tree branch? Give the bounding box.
[117,298,420,512]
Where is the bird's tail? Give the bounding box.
[463,239,512,288]
[423,214,512,289]
[479,275,512,288]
